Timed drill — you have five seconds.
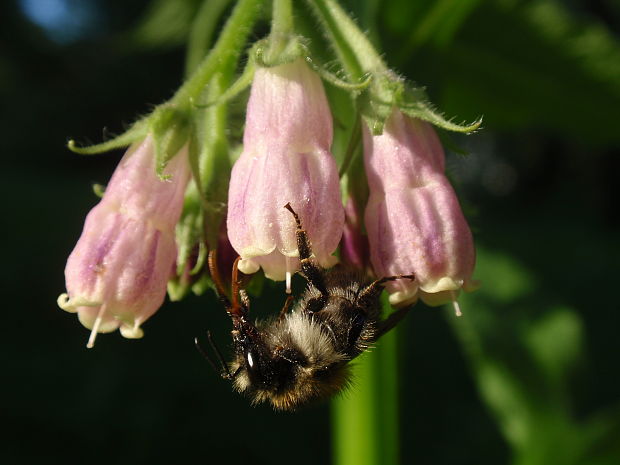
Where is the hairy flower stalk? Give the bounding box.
[227,58,344,284]
[58,136,190,347]
[363,110,476,309]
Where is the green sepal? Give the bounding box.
[168,181,209,302]
[255,35,306,68]
[359,73,405,135]
[306,56,372,92]
[400,86,482,133]
[168,268,213,301]
[359,75,482,135]
[67,120,149,155]
[190,273,215,297]
[149,106,192,180]
[174,182,205,276]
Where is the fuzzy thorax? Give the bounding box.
[231,311,353,411]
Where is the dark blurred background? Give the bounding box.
[2,0,619,464]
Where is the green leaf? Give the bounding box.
[524,307,583,388]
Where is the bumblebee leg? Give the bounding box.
[284,203,328,295]
[231,256,252,315]
[208,250,233,309]
[376,307,410,338]
[357,274,415,309]
[278,295,295,320]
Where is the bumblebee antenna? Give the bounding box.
[194,335,220,373]
[194,332,235,380]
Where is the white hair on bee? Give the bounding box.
[280,311,346,367]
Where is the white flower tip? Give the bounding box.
[420,277,463,294]
[237,258,260,275]
[57,293,75,313]
[388,289,418,307]
[120,323,144,339]
[285,271,292,294]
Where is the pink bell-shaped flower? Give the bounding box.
[363,110,476,307]
[227,59,344,282]
[58,136,190,347]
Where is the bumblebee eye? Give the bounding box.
[244,348,261,381]
[245,349,255,369]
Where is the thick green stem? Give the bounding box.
[331,296,401,465]
[174,0,264,104]
[271,0,294,35]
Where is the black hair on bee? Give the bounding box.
[200,203,414,411]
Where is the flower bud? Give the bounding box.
[363,110,476,307]
[58,136,190,347]
[227,59,344,281]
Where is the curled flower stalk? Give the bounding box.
[226,58,344,284]
[58,136,190,347]
[363,109,476,309]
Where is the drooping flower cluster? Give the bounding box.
[59,0,480,346]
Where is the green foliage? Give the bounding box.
[380,0,620,145]
[451,247,620,465]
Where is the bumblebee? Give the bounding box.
[200,203,414,411]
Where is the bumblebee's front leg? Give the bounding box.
[357,275,415,339]
[283,203,328,296]
[356,274,415,312]
[278,295,294,321]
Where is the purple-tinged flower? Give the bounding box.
[58,136,190,347]
[227,59,344,282]
[363,110,476,308]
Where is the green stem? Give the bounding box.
[331,295,401,465]
[174,0,264,104]
[266,0,295,63]
[198,71,232,249]
[307,0,387,79]
[185,0,234,78]
[271,0,293,35]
